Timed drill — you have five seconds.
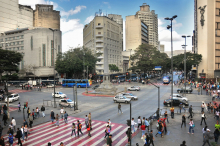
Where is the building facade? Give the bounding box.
[125,15,148,51]
[83,16,123,74]
[135,3,159,49]
[195,0,219,78]
[159,44,165,53]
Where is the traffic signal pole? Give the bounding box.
[130,102,132,145]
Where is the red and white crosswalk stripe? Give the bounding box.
[9,89,30,93]
[4,117,140,146]
[1,107,18,114]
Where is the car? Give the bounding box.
[127,86,140,91]
[92,85,99,90]
[5,93,19,103]
[118,93,138,100]
[47,84,55,88]
[169,94,188,101]
[177,87,193,93]
[113,95,131,103]
[163,98,189,107]
[59,98,75,107]
[52,92,67,98]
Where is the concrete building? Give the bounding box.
[194,0,220,78]
[0,27,62,77]
[34,4,60,30]
[159,44,165,53]
[125,15,148,51]
[135,3,159,49]
[83,16,123,74]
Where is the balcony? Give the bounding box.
[97,56,104,59]
[96,66,104,70]
[96,40,103,43]
[96,34,103,37]
[96,45,104,48]
[96,61,104,64]
[96,50,103,53]
[96,25,103,29]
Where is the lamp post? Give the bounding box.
[165,15,177,107]
[86,66,88,93]
[182,35,191,96]
[82,48,85,79]
[49,28,57,108]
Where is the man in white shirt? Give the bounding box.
[131,118,137,133]
[108,119,112,130]
[60,107,64,119]
[201,103,205,113]
[11,117,16,133]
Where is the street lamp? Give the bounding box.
[49,28,57,108]
[164,15,177,107]
[182,35,191,96]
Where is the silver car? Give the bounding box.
[170,94,188,101]
[113,95,131,103]
[127,86,140,91]
[119,93,138,100]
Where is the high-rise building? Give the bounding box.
[125,15,148,51]
[135,3,159,49]
[159,44,165,53]
[83,15,123,74]
[194,0,219,78]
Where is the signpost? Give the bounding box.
[155,66,162,70]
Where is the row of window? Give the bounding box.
[6,46,24,50]
[2,35,24,42]
[5,41,24,46]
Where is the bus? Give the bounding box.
[115,75,126,82]
[62,79,92,88]
[163,76,170,84]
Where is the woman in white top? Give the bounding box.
[137,116,142,129]
[188,119,194,134]
[200,112,207,125]
[24,125,28,140]
[216,110,219,121]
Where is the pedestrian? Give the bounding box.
[214,128,220,144]
[149,130,155,146]
[106,134,112,146]
[156,108,160,120]
[88,113,92,130]
[8,134,13,146]
[118,103,123,114]
[64,111,68,124]
[21,126,25,142]
[198,87,200,95]
[16,127,22,146]
[155,121,163,138]
[188,119,194,134]
[104,125,110,138]
[7,128,13,135]
[3,104,7,115]
[126,128,131,145]
[170,106,174,118]
[179,103,183,114]
[0,125,3,138]
[32,109,35,120]
[0,103,2,115]
[41,105,45,117]
[60,142,64,146]
[141,124,146,139]
[27,108,30,118]
[50,110,55,123]
[2,113,7,126]
[60,107,64,119]
[0,136,5,146]
[18,102,21,112]
[131,118,137,133]
[11,117,16,133]
[29,114,33,128]
[216,109,219,121]
[163,118,167,134]
[23,119,28,127]
[85,115,89,128]
[55,114,60,127]
[207,102,211,113]
[24,125,28,140]
[87,122,91,137]
[202,129,214,146]
[215,121,220,130]
[77,120,83,136]
[145,118,150,132]
[164,111,169,123]
[200,112,207,125]
[36,107,39,118]
[70,123,76,137]
[202,126,208,141]
[188,105,193,119]
[143,133,150,146]
[181,114,186,128]
[138,116,142,129]
[201,103,205,113]
[108,119,112,130]
[180,141,186,146]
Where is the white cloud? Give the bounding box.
[84,16,94,24]
[61,6,86,17]
[19,0,58,9]
[103,2,111,9]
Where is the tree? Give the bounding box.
[55,47,98,78]
[109,64,119,72]
[0,49,23,80]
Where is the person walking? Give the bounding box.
[32,109,35,120]
[27,108,30,118]
[64,111,68,124]
[201,103,205,113]
[170,106,174,119]
[216,109,219,121]
[41,105,45,117]
[138,116,142,129]
[188,119,194,134]
[198,87,201,95]
[163,119,167,134]
[87,122,91,137]
[28,114,33,128]
[60,107,64,119]
[149,130,155,146]
[55,114,60,127]
[16,127,22,146]
[131,118,137,133]
[214,128,220,144]
[202,126,208,141]
[126,128,131,145]
[2,113,7,126]
[106,134,112,146]
[200,112,207,125]
[181,114,186,128]
[0,125,3,138]
[141,124,146,139]
[180,141,186,146]
[36,107,39,118]
[21,126,25,142]
[164,111,169,123]
[104,125,110,138]
[118,103,123,114]
[145,118,150,132]
[155,121,163,138]
[179,103,184,114]
[24,125,28,140]
[50,110,55,123]
[8,134,13,146]
[0,136,5,146]
[202,129,214,146]
[11,117,16,133]
[108,119,112,130]
[77,120,83,136]
[3,104,7,115]
[85,115,89,128]
[70,123,76,137]
[188,105,193,119]
[18,102,21,112]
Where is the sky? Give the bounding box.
[18,0,194,53]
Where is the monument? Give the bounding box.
[95,47,117,94]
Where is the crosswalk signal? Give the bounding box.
[127,120,131,126]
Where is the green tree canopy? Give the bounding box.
[55,47,98,78]
[0,49,23,80]
[109,64,119,72]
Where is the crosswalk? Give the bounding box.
[8,89,31,93]
[3,117,140,146]
[1,107,18,114]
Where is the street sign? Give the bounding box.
[155,66,161,70]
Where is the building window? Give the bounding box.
[17,47,19,50]
[98,32,101,34]
[21,46,24,50]
[21,35,24,39]
[5,38,7,41]
[43,44,46,66]
[51,40,54,66]
[17,42,19,45]
[98,23,101,25]
[31,36,33,50]
[21,41,24,45]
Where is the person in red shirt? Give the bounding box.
[141,124,146,139]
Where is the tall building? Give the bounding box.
[83,15,123,74]
[159,44,164,53]
[125,15,148,51]
[135,3,159,48]
[194,0,219,78]
[34,4,60,30]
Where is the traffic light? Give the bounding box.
[127,120,131,126]
[126,72,130,79]
[24,103,27,109]
[26,102,28,108]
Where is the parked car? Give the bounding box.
[169,94,188,101]
[113,95,131,103]
[5,93,19,103]
[59,98,75,107]
[92,85,99,90]
[163,98,189,107]
[52,92,67,98]
[47,84,55,88]
[127,86,140,91]
[118,93,138,100]
[177,87,193,93]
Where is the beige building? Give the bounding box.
[195,0,219,78]
[34,4,60,30]
[135,3,159,48]
[125,15,148,51]
[159,44,165,53]
[83,16,123,74]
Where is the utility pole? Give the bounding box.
[73,84,75,111]
[86,66,88,93]
[75,81,78,110]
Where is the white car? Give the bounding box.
[113,95,131,103]
[52,92,67,98]
[59,98,75,107]
[118,93,138,100]
[169,94,188,101]
[127,86,140,91]
[47,84,55,88]
[5,93,19,103]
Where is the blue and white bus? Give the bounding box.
[62,79,91,88]
[163,76,170,84]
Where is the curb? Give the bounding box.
[82,91,115,97]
